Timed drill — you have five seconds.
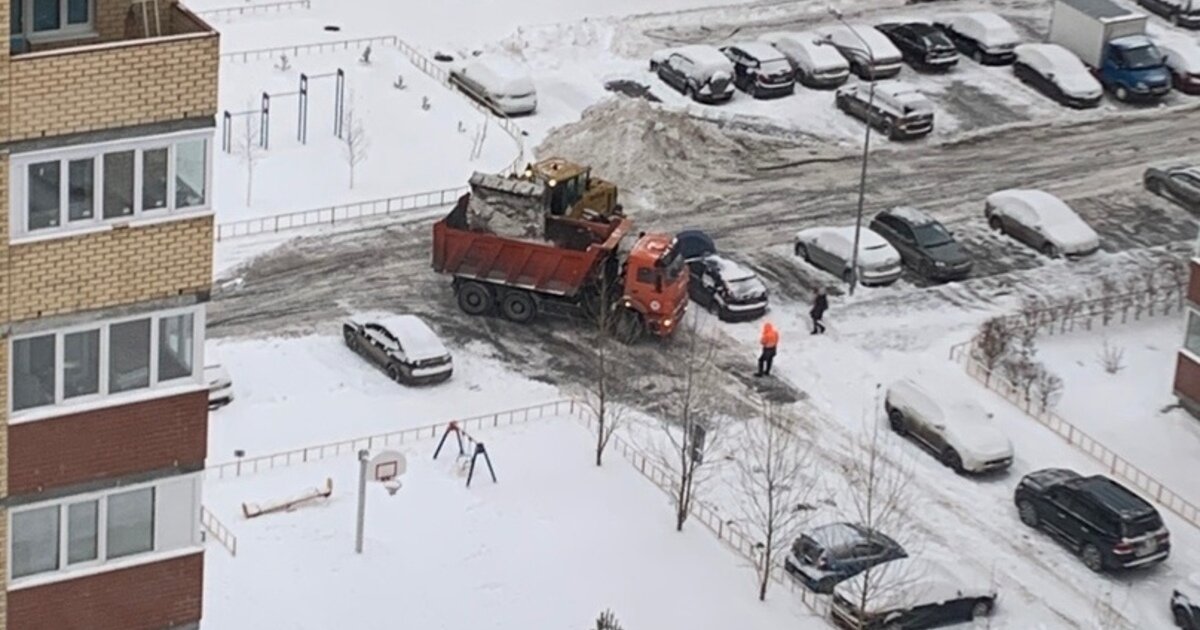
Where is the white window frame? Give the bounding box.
[9,304,206,421]
[17,0,97,44]
[7,473,202,590]
[9,129,214,242]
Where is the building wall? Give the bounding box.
[6,215,213,322]
[1174,351,1200,410]
[7,552,202,630]
[1188,259,1200,307]
[6,33,218,143]
[8,390,207,497]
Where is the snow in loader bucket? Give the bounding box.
[466,172,548,239]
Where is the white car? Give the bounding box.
[818,24,904,79]
[934,11,1022,65]
[758,31,850,87]
[985,189,1100,259]
[1157,39,1200,95]
[1012,43,1103,108]
[794,226,903,286]
[449,56,538,116]
[650,44,736,104]
[205,364,233,409]
[831,558,997,629]
[885,378,1014,474]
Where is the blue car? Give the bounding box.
[784,522,907,594]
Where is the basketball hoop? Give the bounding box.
[383,479,402,496]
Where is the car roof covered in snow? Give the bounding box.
[1015,43,1087,75]
[726,40,789,62]
[656,44,735,72]
[758,31,848,69]
[464,56,536,95]
[708,254,757,282]
[886,206,936,226]
[939,11,1021,46]
[987,189,1077,224]
[1159,40,1200,74]
[1021,467,1083,490]
[798,225,891,256]
[821,24,902,61]
[833,558,994,614]
[362,314,450,362]
[805,522,872,550]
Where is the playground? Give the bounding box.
[200,419,820,630]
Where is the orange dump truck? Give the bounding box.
[432,178,688,341]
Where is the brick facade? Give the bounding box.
[6,214,213,323]
[8,552,202,630]
[8,390,207,497]
[1188,259,1200,307]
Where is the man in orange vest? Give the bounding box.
[756,321,779,377]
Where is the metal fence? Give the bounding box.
[196,0,310,18]
[215,187,465,241]
[575,412,832,620]
[223,35,400,62]
[949,344,1200,530]
[995,283,1185,337]
[200,505,239,556]
[206,400,580,480]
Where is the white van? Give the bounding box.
[759,31,850,88]
[449,56,538,116]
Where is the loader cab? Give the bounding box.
[523,158,621,220]
[623,234,689,335]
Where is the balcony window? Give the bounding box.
[13,131,212,239]
[1187,311,1200,357]
[67,500,99,565]
[12,506,60,579]
[106,488,155,559]
[15,0,93,42]
[9,306,204,416]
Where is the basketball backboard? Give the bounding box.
[368,449,407,482]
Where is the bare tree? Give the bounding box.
[587,272,627,467]
[1098,276,1119,326]
[341,96,369,189]
[1033,367,1064,413]
[973,317,1014,382]
[593,609,623,630]
[660,315,725,532]
[736,400,817,601]
[1098,338,1125,375]
[232,106,264,207]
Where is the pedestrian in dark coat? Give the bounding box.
[811,288,828,335]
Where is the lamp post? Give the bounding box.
[821,8,876,296]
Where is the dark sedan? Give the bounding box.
[1146,165,1200,212]
[875,22,959,71]
[343,315,453,385]
[685,254,769,321]
[784,522,907,593]
[869,207,972,281]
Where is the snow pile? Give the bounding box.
[536,98,751,207]
[465,172,546,239]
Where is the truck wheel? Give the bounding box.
[457,282,494,316]
[1115,86,1129,102]
[499,291,537,324]
[1081,544,1104,572]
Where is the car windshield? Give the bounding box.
[1123,45,1162,70]
[761,58,792,74]
[922,33,953,49]
[913,223,953,248]
[1124,513,1163,538]
[660,244,685,282]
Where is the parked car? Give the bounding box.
[205,364,233,409]
[784,522,907,594]
[875,22,960,71]
[1159,40,1200,95]
[933,11,1022,65]
[1049,0,1171,102]
[1174,574,1200,629]
[869,207,973,281]
[831,558,997,629]
[1145,164,1200,212]
[650,45,736,104]
[343,315,453,385]
[819,24,904,79]
[794,226,903,286]
[720,41,796,98]
[1012,43,1103,108]
[685,254,770,321]
[985,189,1100,258]
[448,56,538,116]
[759,31,851,88]
[1137,0,1200,29]
[1014,468,1171,572]
[885,379,1013,474]
[835,80,935,140]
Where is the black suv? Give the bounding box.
[875,22,959,71]
[1014,469,1170,572]
[783,522,907,593]
[869,207,972,281]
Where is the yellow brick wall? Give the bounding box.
[7,215,213,322]
[0,148,8,630]
[6,32,218,143]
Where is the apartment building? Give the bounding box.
[1,1,218,628]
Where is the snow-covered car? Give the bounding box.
[343,315,453,385]
[649,45,736,104]
[985,189,1101,259]
[448,56,538,116]
[783,522,907,594]
[835,80,935,140]
[1145,164,1200,212]
[685,253,769,322]
[818,24,904,79]
[720,41,796,98]
[831,558,997,629]
[885,378,1014,474]
[205,364,233,409]
[1158,40,1200,95]
[1012,43,1103,108]
[933,11,1022,65]
[1174,573,1200,629]
[758,31,850,88]
[1137,0,1200,28]
[794,226,903,286]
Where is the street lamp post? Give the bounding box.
[823,8,876,296]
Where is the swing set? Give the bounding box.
[432,421,498,488]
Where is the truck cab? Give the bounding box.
[1101,36,1173,101]
[621,234,688,337]
[1049,0,1171,102]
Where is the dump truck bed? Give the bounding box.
[432,196,631,298]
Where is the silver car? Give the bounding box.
[794,226,903,286]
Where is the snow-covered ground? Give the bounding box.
[202,419,824,630]
[1036,315,1200,505]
